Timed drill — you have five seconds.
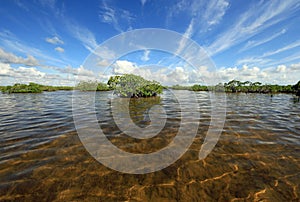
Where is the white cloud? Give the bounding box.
[0,62,101,86]
[0,62,13,76]
[100,3,115,24]
[111,60,300,86]
[77,65,95,77]
[167,0,229,32]
[95,46,116,60]
[0,30,66,66]
[176,19,194,55]
[290,63,300,71]
[68,66,97,82]
[240,29,286,52]
[141,50,150,61]
[1,58,299,87]
[0,65,78,86]
[263,40,300,57]
[65,21,98,52]
[141,0,147,6]
[237,40,300,67]
[112,60,137,74]
[110,60,208,85]
[271,51,300,66]
[55,47,64,53]
[0,48,39,66]
[216,64,300,85]
[167,66,189,84]
[97,59,110,67]
[4,65,45,78]
[236,57,271,67]
[208,0,300,55]
[276,65,286,73]
[57,65,95,77]
[99,0,134,32]
[17,66,46,77]
[46,36,64,45]
[203,0,229,26]
[0,62,47,85]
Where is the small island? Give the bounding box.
[0,82,73,93]
[74,74,163,98]
[107,74,163,98]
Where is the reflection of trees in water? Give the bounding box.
[129,97,162,127]
[111,96,162,128]
[292,81,300,102]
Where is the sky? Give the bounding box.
[0,0,300,86]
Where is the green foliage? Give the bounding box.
[1,83,73,93]
[292,81,300,91]
[187,80,296,94]
[224,80,241,93]
[2,79,298,95]
[1,83,43,93]
[40,85,73,91]
[97,82,110,91]
[107,75,121,90]
[191,84,208,91]
[75,80,110,91]
[292,80,300,96]
[75,80,97,91]
[210,83,225,92]
[170,85,192,90]
[222,80,295,94]
[108,74,163,98]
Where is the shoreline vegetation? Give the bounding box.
[172,80,300,95]
[1,75,299,97]
[0,83,73,94]
[107,74,163,98]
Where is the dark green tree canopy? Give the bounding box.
[107,74,163,98]
[0,83,73,93]
[292,81,300,96]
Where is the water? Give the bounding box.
[0,91,299,201]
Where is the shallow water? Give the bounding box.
[0,90,299,201]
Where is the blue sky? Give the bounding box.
[0,0,300,86]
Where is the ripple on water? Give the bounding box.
[0,91,299,201]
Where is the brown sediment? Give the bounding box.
[1,129,300,201]
[1,92,300,201]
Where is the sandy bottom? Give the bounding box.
[1,125,299,202]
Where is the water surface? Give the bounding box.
[0,91,299,201]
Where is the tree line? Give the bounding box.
[173,80,300,95]
[0,83,73,93]
[1,77,299,97]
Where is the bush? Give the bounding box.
[97,82,110,91]
[1,83,43,93]
[0,83,74,93]
[292,80,300,96]
[170,85,192,90]
[75,80,110,91]
[191,84,208,91]
[75,80,97,91]
[107,74,163,98]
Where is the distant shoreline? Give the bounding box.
[1,79,299,95]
